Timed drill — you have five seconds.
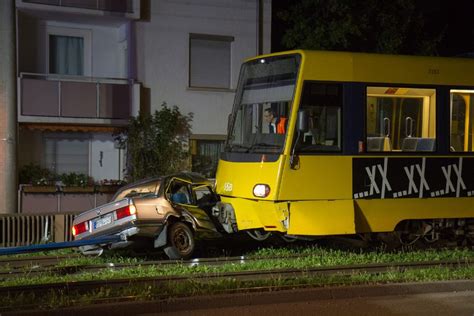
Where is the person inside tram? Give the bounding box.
[263,108,287,134]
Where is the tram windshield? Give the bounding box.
[226,55,301,153]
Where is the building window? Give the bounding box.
[44,133,90,175]
[366,86,436,152]
[189,34,233,89]
[191,138,225,178]
[298,82,343,152]
[49,35,84,76]
[450,90,474,152]
[46,26,91,76]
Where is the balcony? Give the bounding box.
[16,0,141,20]
[18,73,139,125]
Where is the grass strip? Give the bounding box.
[1,266,473,311]
[0,247,473,286]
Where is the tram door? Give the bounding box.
[451,92,474,152]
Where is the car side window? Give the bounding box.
[168,181,192,205]
[194,185,216,207]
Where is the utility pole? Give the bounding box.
[0,0,17,214]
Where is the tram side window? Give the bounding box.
[450,90,474,152]
[298,82,342,152]
[366,86,436,152]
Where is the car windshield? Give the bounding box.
[113,180,161,201]
[226,55,300,153]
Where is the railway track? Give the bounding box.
[0,254,81,269]
[1,259,472,296]
[0,254,316,280]
[0,255,472,312]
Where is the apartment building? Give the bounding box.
[0,0,271,214]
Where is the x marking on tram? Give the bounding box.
[403,159,430,197]
[365,158,392,198]
[442,158,466,197]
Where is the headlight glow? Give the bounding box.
[253,184,270,198]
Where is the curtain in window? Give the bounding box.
[49,35,84,76]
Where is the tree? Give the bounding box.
[277,0,445,55]
[117,103,193,182]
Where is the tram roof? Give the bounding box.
[248,50,474,87]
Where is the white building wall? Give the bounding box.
[135,0,271,135]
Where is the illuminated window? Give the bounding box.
[450,90,474,152]
[366,87,436,152]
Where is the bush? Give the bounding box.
[59,173,92,187]
[116,103,193,182]
[19,164,55,186]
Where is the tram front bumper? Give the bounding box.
[212,198,289,233]
[212,201,238,233]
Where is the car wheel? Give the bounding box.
[164,222,195,260]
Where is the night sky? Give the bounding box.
[271,0,474,56]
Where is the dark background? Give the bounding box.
[272,0,474,56]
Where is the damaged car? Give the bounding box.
[71,173,222,259]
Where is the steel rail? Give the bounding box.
[0,254,81,269]
[0,259,471,296]
[0,254,314,279]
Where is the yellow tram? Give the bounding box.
[213,50,474,244]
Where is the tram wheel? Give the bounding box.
[246,229,272,241]
[280,234,298,243]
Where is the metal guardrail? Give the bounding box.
[0,214,74,247]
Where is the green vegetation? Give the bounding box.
[1,266,473,311]
[18,163,55,185]
[1,247,472,287]
[58,172,92,187]
[1,246,472,311]
[0,248,75,259]
[247,246,474,264]
[116,103,193,181]
[276,0,446,55]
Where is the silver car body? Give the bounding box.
[72,173,221,254]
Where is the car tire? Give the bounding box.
[164,222,195,260]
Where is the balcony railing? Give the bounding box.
[22,0,134,13]
[19,186,115,215]
[1,213,74,246]
[19,73,137,123]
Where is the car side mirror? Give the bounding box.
[297,110,309,133]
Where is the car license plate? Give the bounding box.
[93,214,112,230]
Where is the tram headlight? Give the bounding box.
[253,184,270,198]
